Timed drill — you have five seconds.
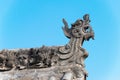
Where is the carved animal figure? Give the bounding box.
[0,14,94,80]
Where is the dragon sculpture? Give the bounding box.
[0,14,94,80]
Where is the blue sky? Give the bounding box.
[0,0,120,80]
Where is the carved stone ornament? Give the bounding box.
[0,14,94,80]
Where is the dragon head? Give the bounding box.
[62,14,94,41]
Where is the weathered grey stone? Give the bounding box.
[62,72,73,80]
[0,14,94,80]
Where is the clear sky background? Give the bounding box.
[0,0,120,80]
